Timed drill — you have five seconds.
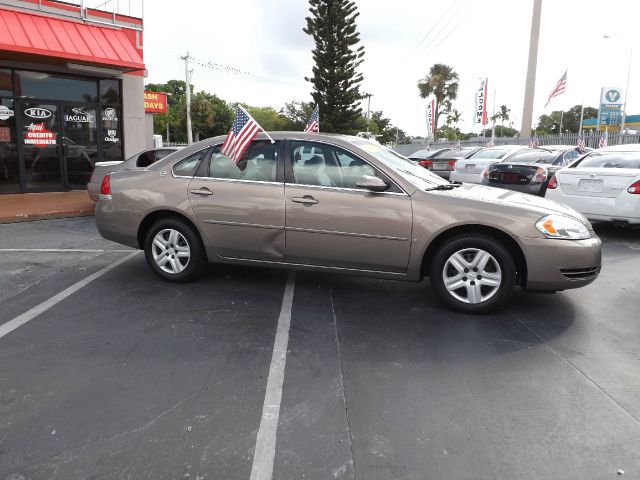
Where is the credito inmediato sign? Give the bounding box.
[144,91,168,114]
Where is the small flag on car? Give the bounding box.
[598,128,608,149]
[529,136,540,148]
[577,136,586,153]
[304,105,319,133]
[221,106,266,164]
[485,139,494,148]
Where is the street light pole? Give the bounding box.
[520,0,543,138]
[620,48,633,139]
[365,93,373,134]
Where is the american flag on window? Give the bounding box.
[577,136,586,153]
[485,139,494,148]
[545,70,567,107]
[304,105,319,133]
[529,136,540,148]
[221,107,263,164]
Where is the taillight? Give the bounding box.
[533,167,547,183]
[448,160,456,170]
[100,173,111,196]
[628,180,640,194]
[547,174,558,189]
[419,160,433,169]
[482,169,489,179]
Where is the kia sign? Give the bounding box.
[24,107,52,119]
[597,87,624,129]
[144,91,168,114]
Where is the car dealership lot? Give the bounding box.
[1,218,639,480]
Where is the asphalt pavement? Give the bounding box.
[0,218,639,480]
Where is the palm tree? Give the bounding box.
[498,104,510,136]
[446,108,463,138]
[417,64,459,139]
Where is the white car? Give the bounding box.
[450,145,526,184]
[545,147,640,226]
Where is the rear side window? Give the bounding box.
[576,153,640,169]
[172,148,210,177]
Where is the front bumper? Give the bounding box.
[518,235,602,291]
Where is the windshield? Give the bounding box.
[468,149,514,160]
[576,152,640,169]
[353,141,449,188]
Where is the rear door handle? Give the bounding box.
[292,196,318,205]
[190,188,213,196]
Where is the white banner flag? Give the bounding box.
[426,98,436,137]
[474,78,488,126]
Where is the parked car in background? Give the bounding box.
[411,147,482,179]
[450,145,524,184]
[545,147,640,227]
[484,146,592,196]
[88,147,180,200]
[95,132,601,313]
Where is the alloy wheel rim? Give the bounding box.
[442,248,502,304]
[152,229,190,274]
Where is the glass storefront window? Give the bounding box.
[101,106,122,162]
[15,70,98,103]
[100,79,120,104]
[0,97,19,193]
[0,69,12,97]
[20,101,61,190]
[63,105,98,187]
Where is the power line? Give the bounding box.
[411,0,459,54]
[420,3,467,53]
[432,7,474,50]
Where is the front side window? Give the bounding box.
[172,148,210,177]
[291,141,400,191]
[206,141,279,182]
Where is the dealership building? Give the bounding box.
[0,0,152,194]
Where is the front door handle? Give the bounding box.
[190,188,213,196]
[292,195,318,205]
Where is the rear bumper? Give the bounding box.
[450,171,484,184]
[518,235,602,291]
[95,199,140,249]
[485,181,545,196]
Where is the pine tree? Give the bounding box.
[303,0,365,134]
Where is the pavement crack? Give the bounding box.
[330,286,357,480]
[505,307,640,426]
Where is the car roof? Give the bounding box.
[600,144,640,152]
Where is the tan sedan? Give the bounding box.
[95,133,601,313]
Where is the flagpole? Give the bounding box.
[559,110,563,137]
[578,104,584,137]
[238,105,275,144]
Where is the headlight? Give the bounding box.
[535,214,591,240]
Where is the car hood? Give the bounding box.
[434,183,589,223]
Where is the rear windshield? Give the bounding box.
[441,149,477,159]
[409,148,447,159]
[469,149,512,159]
[506,151,555,164]
[576,152,640,169]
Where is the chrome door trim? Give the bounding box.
[286,182,409,196]
[191,176,284,186]
[285,226,407,241]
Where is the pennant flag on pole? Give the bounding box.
[221,106,268,164]
[545,69,567,107]
[304,105,320,133]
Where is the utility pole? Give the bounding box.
[620,48,633,139]
[491,88,496,140]
[181,52,193,145]
[520,0,543,138]
[365,93,373,134]
[559,110,564,137]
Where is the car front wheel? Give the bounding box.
[144,218,205,282]
[429,234,516,313]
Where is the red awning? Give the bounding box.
[0,8,144,71]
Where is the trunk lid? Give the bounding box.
[556,168,640,198]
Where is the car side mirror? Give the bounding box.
[356,175,388,192]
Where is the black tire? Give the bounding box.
[144,217,206,283]
[429,234,516,314]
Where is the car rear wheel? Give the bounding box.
[429,234,516,313]
[144,218,205,282]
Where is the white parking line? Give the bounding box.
[0,249,133,253]
[0,252,139,340]
[250,271,296,480]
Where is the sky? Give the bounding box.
[141,0,640,136]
